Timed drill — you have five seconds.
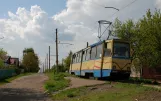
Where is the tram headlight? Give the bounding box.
[112,66,116,70]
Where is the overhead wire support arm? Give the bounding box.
[58,41,73,45]
[105,7,119,11]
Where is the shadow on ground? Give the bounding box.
[0,88,48,101]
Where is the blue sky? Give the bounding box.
[0,0,66,18]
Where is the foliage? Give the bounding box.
[0,58,5,69]
[0,48,7,69]
[0,48,7,60]
[113,9,161,68]
[53,87,87,100]
[53,82,160,101]
[50,51,72,73]
[63,51,72,72]
[44,72,70,93]
[22,48,40,72]
[51,64,66,73]
[128,78,153,84]
[23,48,34,54]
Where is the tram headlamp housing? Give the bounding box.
[112,66,116,70]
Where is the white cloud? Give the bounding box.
[156,0,161,9]
[0,0,156,67]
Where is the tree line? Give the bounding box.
[49,51,72,73]
[0,47,40,73]
[113,9,161,71]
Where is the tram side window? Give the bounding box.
[72,56,74,64]
[75,54,77,63]
[86,49,91,60]
[104,43,111,57]
[75,54,78,63]
[82,51,86,61]
[96,44,102,59]
[76,54,79,63]
[77,53,81,63]
[78,53,81,62]
[77,53,80,63]
[91,47,97,60]
[73,55,76,64]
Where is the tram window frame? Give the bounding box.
[75,54,77,63]
[96,44,102,59]
[86,49,91,61]
[104,42,111,57]
[72,55,74,64]
[80,52,82,62]
[82,50,86,61]
[77,52,81,63]
[76,53,79,63]
[76,54,79,63]
[73,55,76,64]
[91,47,97,60]
[75,54,78,63]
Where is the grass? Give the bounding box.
[44,72,70,93]
[0,73,35,85]
[52,82,161,101]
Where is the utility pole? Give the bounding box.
[45,58,46,72]
[49,46,50,70]
[43,63,44,73]
[47,53,48,72]
[56,28,58,72]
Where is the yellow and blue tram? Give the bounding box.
[69,39,132,78]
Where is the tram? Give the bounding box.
[69,39,131,78]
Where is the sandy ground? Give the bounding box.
[65,77,106,89]
[0,73,52,101]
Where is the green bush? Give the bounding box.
[129,77,153,84]
[15,68,21,75]
[67,93,75,98]
[45,72,70,92]
[0,59,4,69]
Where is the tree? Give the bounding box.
[0,48,7,69]
[50,51,72,73]
[63,51,72,72]
[22,48,40,72]
[136,9,161,68]
[23,48,34,56]
[113,9,161,72]
[0,48,7,60]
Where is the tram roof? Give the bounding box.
[73,39,129,55]
[90,40,103,47]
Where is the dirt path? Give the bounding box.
[0,73,52,101]
[65,77,106,89]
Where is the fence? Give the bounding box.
[0,69,16,80]
[142,67,161,80]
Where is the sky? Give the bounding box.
[0,0,160,69]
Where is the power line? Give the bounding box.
[120,0,138,11]
[108,0,138,20]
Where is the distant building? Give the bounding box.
[10,58,19,67]
[4,56,19,67]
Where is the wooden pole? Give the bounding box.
[49,46,50,70]
[56,28,58,73]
